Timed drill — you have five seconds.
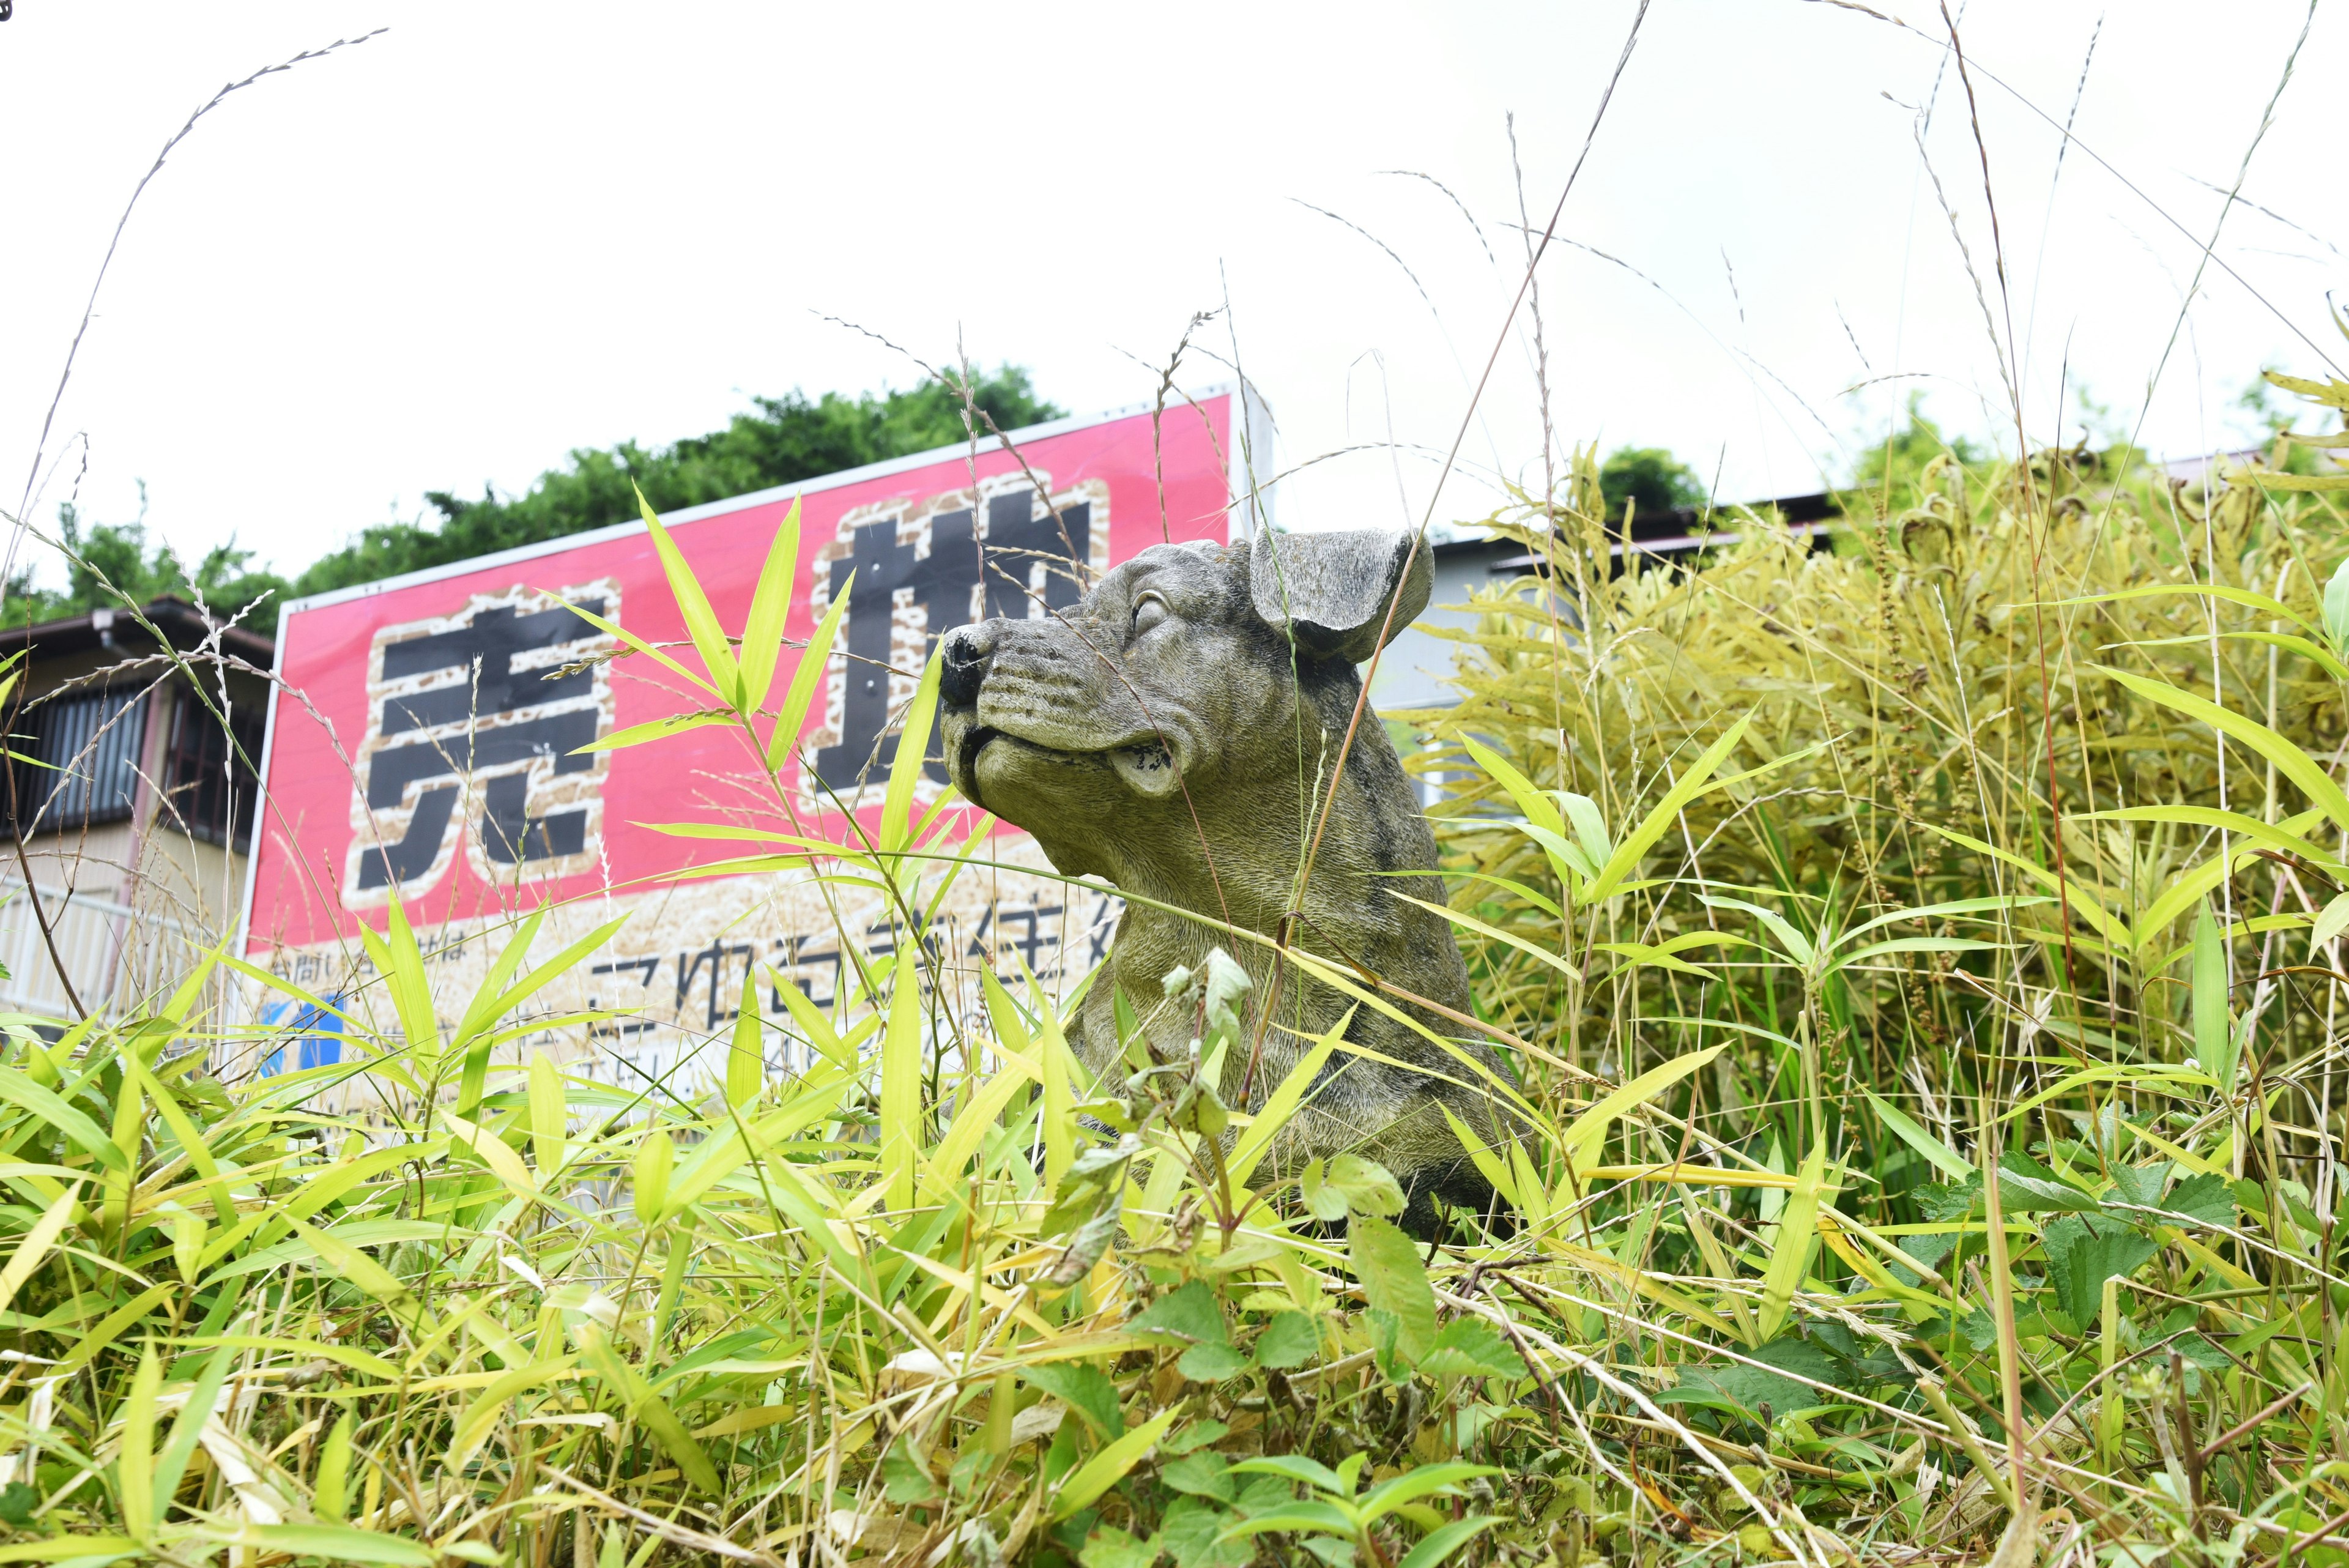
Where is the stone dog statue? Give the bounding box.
[938,528,1515,1233]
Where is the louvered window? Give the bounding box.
[10,689,147,828]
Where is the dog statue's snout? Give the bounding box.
[940,624,993,708]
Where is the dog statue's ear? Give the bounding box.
[1249,529,1434,664]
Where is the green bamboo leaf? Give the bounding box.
[230,1525,435,1566]
[570,710,739,754]
[118,1347,161,1539]
[529,1051,568,1176]
[0,1067,124,1172]
[1052,1405,1185,1519]
[2194,899,2237,1091]
[1757,1144,1828,1342]
[1225,1005,1352,1189]
[1861,1089,1974,1183]
[151,1344,231,1525]
[1559,1045,1723,1176]
[727,967,763,1112]
[1460,737,1564,834]
[313,1411,354,1522]
[880,953,924,1213]
[881,645,944,854]
[1584,716,1757,901]
[1913,823,2131,948]
[737,495,802,713]
[2099,666,2349,836]
[767,568,854,773]
[1399,1517,1505,1568]
[634,1129,674,1225]
[635,482,740,703]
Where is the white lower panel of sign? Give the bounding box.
[233,836,1118,1112]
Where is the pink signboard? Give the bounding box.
[237,390,1258,1087]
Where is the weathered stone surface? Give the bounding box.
[940,529,1514,1231]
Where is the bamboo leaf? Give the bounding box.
[2194,899,2237,1091]
[1226,1006,1353,1189]
[1052,1405,1185,1519]
[881,645,944,854]
[728,967,763,1112]
[636,483,740,703]
[1861,1090,1973,1183]
[767,567,855,773]
[880,953,924,1214]
[1584,716,1757,901]
[1559,1046,1723,1176]
[118,1348,161,1540]
[1757,1144,1828,1341]
[529,1051,567,1176]
[2100,666,2349,836]
[737,496,802,713]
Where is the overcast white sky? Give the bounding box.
[2,2,2340,593]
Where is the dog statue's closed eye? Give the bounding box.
[939,529,1517,1234]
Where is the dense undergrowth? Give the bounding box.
[3,380,2349,1568]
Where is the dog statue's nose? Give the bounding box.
[940,624,993,708]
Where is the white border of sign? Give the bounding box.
[234,381,1274,972]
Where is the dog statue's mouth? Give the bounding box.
[954,721,1182,812]
[956,724,1005,790]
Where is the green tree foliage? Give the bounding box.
[1596,445,1705,522]
[4,492,289,633]
[9,368,1062,635]
[289,366,1062,600]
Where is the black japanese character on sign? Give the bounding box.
[349,587,615,898]
[812,486,1094,793]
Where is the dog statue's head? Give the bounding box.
[937,529,1431,887]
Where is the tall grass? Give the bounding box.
[2,390,2349,1568]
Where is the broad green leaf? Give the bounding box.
[1400,1517,1504,1568]
[1359,1462,1505,1520]
[1417,1318,1525,1380]
[737,495,801,712]
[1350,1213,1435,1368]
